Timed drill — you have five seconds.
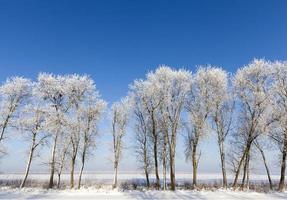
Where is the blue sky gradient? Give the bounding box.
[0,0,287,173]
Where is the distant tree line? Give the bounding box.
[0,59,287,192]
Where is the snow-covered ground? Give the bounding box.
[0,188,286,199]
[0,173,285,199]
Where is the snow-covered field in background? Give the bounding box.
[0,172,282,184]
[0,173,285,199]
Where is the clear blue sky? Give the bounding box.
[0,0,286,174]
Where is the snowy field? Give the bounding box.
[0,172,282,184]
[0,188,287,199]
[0,173,286,199]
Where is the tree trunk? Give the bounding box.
[112,163,118,189]
[163,155,167,190]
[233,144,250,188]
[169,139,176,191]
[241,163,246,189]
[20,137,35,188]
[57,148,67,189]
[77,163,84,189]
[162,131,167,190]
[144,167,150,188]
[246,153,250,190]
[70,156,76,188]
[278,134,287,191]
[153,135,160,189]
[57,173,61,189]
[219,142,227,188]
[241,153,247,189]
[143,140,150,188]
[78,151,86,189]
[241,149,250,190]
[0,113,11,143]
[256,143,273,190]
[192,142,198,188]
[150,112,160,190]
[48,134,58,188]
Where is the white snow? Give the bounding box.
[0,188,286,199]
[0,173,285,199]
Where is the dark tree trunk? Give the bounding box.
[78,149,86,189]
[49,134,58,189]
[279,150,286,191]
[162,129,168,190]
[153,134,160,189]
[0,113,11,142]
[20,136,36,188]
[143,139,150,188]
[70,155,76,188]
[241,153,248,189]
[219,142,227,188]
[144,168,150,188]
[150,112,160,190]
[241,148,250,190]
[192,142,198,188]
[256,143,273,190]
[169,150,175,191]
[57,173,61,189]
[233,144,250,188]
[162,149,167,190]
[279,134,287,191]
[169,131,176,191]
[246,154,250,190]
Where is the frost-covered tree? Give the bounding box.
[131,66,191,190]
[130,78,162,189]
[165,69,191,190]
[208,67,233,188]
[0,77,31,144]
[111,97,130,189]
[232,59,272,189]
[35,73,68,188]
[18,102,48,188]
[269,61,287,191]
[64,74,96,188]
[185,67,215,187]
[133,98,153,188]
[77,95,106,189]
[152,66,191,190]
